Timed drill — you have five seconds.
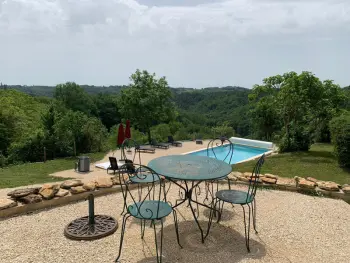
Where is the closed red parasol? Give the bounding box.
[125,120,131,139]
[117,123,125,146]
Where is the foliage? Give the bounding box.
[329,112,350,168]
[235,144,350,185]
[7,131,46,163]
[151,124,171,142]
[54,110,107,155]
[250,72,345,152]
[93,94,121,131]
[0,89,46,156]
[118,69,176,143]
[211,122,235,138]
[54,82,97,115]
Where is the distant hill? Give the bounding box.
[0,84,126,97]
[0,84,248,97]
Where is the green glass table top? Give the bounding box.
[148,155,232,181]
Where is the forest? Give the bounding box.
[0,70,349,168]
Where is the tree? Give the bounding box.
[249,71,344,152]
[54,82,97,115]
[118,70,176,143]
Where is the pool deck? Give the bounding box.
[0,140,273,199]
[51,140,215,181]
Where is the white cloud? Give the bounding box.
[1,0,349,87]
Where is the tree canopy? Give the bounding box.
[118,69,176,143]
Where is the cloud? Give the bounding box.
[0,0,349,87]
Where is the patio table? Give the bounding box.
[148,154,232,243]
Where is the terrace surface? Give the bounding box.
[1,184,349,263]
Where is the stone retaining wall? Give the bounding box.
[1,173,349,219]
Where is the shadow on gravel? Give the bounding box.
[137,220,266,263]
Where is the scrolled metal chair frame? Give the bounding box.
[115,165,182,263]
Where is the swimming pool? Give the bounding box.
[188,144,269,164]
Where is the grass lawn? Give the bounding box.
[235,143,350,185]
[0,152,106,189]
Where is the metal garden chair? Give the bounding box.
[119,139,170,215]
[213,154,265,252]
[115,165,182,263]
[204,137,234,199]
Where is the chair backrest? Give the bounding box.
[109,157,118,170]
[207,137,234,164]
[168,136,174,143]
[118,165,164,219]
[246,154,265,202]
[121,138,141,166]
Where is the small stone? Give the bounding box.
[236,175,250,183]
[111,175,129,185]
[39,184,59,200]
[19,194,42,204]
[0,198,17,210]
[70,186,87,194]
[342,184,350,194]
[55,189,69,197]
[262,177,277,184]
[228,171,243,181]
[306,177,318,184]
[95,177,113,188]
[298,179,316,189]
[243,172,252,177]
[265,173,278,180]
[317,181,340,191]
[83,181,96,191]
[60,180,83,189]
[7,188,40,198]
[276,178,295,187]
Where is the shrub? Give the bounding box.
[151,124,171,142]
[330,112,350,168]
[279,125,311,152]
[8,131,46,163]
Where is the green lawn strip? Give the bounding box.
[0,152,106,189]
[234,144,350,185]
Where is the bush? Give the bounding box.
[279,125,311,152]
[151,124,171,142]
[8,131,46,163]
[330,112,350,168]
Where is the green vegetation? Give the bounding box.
[0,70,349,179]
[330,112,350,168]
[249,72,345,151]
[118,70,176,143]
[0,152,105,189]
[235,144,350,185]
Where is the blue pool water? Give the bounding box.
[189,144,269,164]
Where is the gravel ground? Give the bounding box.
[0,183,349,263]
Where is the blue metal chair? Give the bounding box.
[119,139,162,215]
[213,154,265,252]
[115,165,182,263]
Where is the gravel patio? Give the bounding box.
[1,183,349,263]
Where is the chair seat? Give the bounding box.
[128,200,172,219]
[129,173,160,183]
[216,189,254,204]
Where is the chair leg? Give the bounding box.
[120,185,128,215]
[115,213,131,262]
[153,219,164,263]
[252,199,258,234]
[241,204,251,253]
[172,210,183,248]
[140,219,146,239]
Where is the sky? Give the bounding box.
[1,0,350,89]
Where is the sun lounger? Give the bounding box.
[168,136,182,147]
[135,145,155,153]
[151,139,170,149]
